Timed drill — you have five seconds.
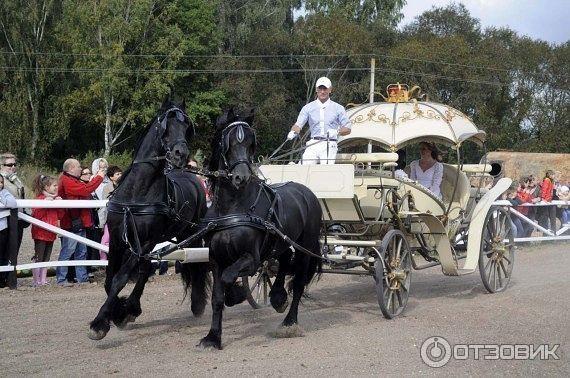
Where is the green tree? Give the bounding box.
[58,0,220,157]
[0,0,63,160]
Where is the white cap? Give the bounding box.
[560,185,569,193]
[315,77,332,89]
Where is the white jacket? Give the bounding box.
[0,189,17,231]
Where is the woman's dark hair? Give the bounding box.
[420,142,443,162]
[544,169,555,181]
[396,149,407,170]
[107,165,122,179]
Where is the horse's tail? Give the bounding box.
[306,244,323,286]
[179,262,211,317]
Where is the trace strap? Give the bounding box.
[148,213,335,264]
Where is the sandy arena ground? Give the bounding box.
[1,241,569,376]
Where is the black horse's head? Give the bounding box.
[156,99,194,168]
[213,107,256,189]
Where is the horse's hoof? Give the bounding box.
[224,284,247,307]
[273,299,289,313]
[115,314,136,330]
[88,328,108,341]
[271,323,304,339]
[197,336,222,350]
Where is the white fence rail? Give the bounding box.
[1,198,568,278]
[0,200,191,279]
[493,200,570,242]
[0,200,110,278]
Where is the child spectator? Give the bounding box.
[525,175,541,232]
[516,176,536,236]
[102,165,122,200]
[188,159,211,207]
[0,175,17,288]
[99,166,122,260]
[30,175,65,286]
[538,169,557,233]
[557,185,570,226]
[504,182,524,238]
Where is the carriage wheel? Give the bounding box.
[242,259,279,309]
[479,207,515,293]
[374,230,412,319]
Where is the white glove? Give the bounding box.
[327,129,338,139]
[287,130,298,140]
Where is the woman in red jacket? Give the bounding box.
[539,169,557,233]
[31,174,65,286]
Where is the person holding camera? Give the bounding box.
[56,158,104,286]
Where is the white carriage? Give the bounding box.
[250,84,515,318]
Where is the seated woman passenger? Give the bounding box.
[409,142,443,199]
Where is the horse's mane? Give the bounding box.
[117,100,178,187]
[207,126,224,193]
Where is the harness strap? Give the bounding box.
[108,201,171,216]
[186,166,232,179]
[132,155,168,165]
[122,207,144,259]
[151,212,335,264]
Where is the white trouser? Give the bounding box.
[301,139,337,165]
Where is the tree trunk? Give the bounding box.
[104,95,114,157]
[26,84,40,160]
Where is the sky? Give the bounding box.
[400,0,569,44]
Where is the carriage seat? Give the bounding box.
[440,164,470,219]
[402,164,468,218]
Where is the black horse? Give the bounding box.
[198,108,323,349]
[88,100,209,340]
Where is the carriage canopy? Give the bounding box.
[339,100,486,150]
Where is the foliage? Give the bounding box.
[81,150,134,172]
[0,0,568,174]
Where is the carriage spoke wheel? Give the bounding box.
[479,207,515,293]
[374,230,412,319]
[242,259,279,309]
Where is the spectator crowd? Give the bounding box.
[502,170,570,238]
[0,149,567,289]
[0,151,213,289]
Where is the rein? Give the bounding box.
[149,178,331,264]
[263,138,327,164]
[148,119,329,263]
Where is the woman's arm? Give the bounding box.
[409,161,417,181]
[0,189,17,207]
[430,162,444,193]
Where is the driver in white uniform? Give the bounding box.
[287,77,351,164]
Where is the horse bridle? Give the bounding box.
[133,107,193,169]
[220,121,256,174]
